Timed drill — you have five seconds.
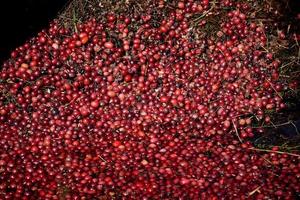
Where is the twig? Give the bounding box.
[280,60,297,69]
[64,96,83,107]
[248,186,261,196]
[72,9,78,33]
[98,155,107,162]
[260,45,269,53]
[249,147,300,157]
[232,120,243,143]
[261,155,273,165]
[252,120,292,128]
[291,122,300,135]
[266,79,283,99]
[275,41,289,49]
[192,0,216,22]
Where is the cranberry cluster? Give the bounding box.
[0,0,299,199]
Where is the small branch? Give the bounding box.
[291,122,300,135]
[232,120,243,143]
[72,9,78,33]
[248,186,261,196]
[293,34,300,61]
[192,0,216,23]
[98,155,107,162]
[266,79,283,99]
[249,147,300,157]
[261,155,273,165]
[252,120,292,128]
[280,60,297,69]
[63,96,83,107]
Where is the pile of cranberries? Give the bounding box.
[0,0,299,199]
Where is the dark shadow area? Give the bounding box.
[250,0,300,153]
[0,0,69,64]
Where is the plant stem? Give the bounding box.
[249,147,300,157]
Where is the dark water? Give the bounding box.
[0,0,69,63]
